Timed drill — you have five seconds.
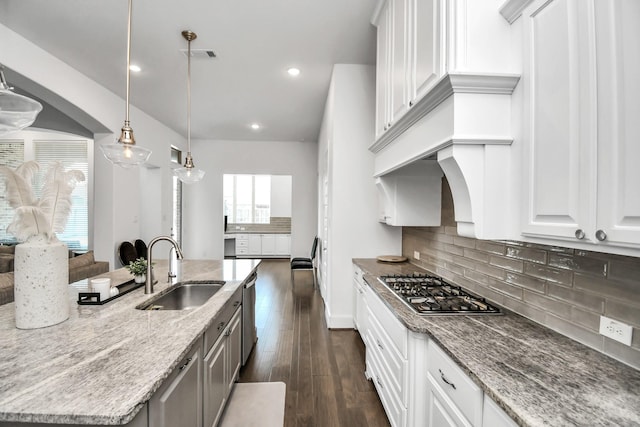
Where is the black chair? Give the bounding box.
[118,241,138,267]
[291,236,318,287]
[134,239,148,260]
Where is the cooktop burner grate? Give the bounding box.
[378,273,501,315]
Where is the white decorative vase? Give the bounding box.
[134,274,146,284]
[14,234,69,329]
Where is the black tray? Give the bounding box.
[77,279,144,305]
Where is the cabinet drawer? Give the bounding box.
[204,289,242,355]
[426,371,473,427]
[236,248,249,255]
[353,265,364,284]
[367,305,407,403]
[427,340,482,426]
[366,331,406,427]
[366,288,407,357]
[235,240,248,248]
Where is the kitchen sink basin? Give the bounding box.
[136,281,225,311]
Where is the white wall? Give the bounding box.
[318,64,401,328]
[182,140,317,260]
[0,23,185,268]
[271,175,292,217]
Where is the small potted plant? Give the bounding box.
[125,257,148,283]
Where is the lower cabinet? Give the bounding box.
[149,340,203,427]
[356,263,518,427]
[352,265,368,339]
[235,233,291,257]
[204,307,242,427]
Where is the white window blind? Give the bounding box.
[0,141,25,243]
[34,140,88,250]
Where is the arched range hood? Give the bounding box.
[370,72,521,240]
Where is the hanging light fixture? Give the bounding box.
[100,0,151,168]
[0,65,43,135]
[173,30,205,184]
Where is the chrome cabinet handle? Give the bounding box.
[595,230,607,241]
[409,100,414,107]
[217,321,225,331]
[376,376,383,388]
[179,357,192,371]
[439,369,456,390]
[376,340,384,351]
[575,229,585,240]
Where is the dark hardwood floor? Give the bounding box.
[238,259,390,427]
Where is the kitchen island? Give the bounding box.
[354,259,640,427]
[0,259,260,426]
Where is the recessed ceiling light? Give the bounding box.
[251,123,261,130]
[129,65,141,72]
[287,67,300,77]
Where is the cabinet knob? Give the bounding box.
[575,229,585,240]
[409,100,414,107]
[383,125,388,131]
[595,229,607,241]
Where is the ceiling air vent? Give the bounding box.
[180,49,217,59]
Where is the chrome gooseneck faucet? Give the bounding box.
[146,235,184,294]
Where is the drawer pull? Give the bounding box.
[376,376,383,389]
[439,369,456,390]
[376,339,384,351]
[179,357,192,371]
[233,301,241,307]
[217,322,225,331]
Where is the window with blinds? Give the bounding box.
[33,140,89,250]
[0,141,25,243]
[0,138,89,249]
[171,147,183,245]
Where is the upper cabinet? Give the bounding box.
[374,0,443,141]
[521,0,640,253]
[370,0,521,239]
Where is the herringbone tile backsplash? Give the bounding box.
[403,180,640,369]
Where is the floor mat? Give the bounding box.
[219,381,286,427]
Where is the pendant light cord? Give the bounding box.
[187,35,192,156]
[125,0,132,125]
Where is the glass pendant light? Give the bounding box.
[0,66,43,135]
[100,0,151,168]
[173,30,205,184]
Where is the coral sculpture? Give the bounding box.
[0,161,85,242]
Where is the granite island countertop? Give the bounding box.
[0,258,260,425]
[353,258,640,427]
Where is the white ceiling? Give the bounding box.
[0,0,378,142]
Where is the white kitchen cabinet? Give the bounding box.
[522,0,640,252]
[203,306,242,427]
[426,340,482,426]
[483,395,518,427]
[248,234,261,255]
[352,265,368,342]
[260,234,276,255]
[426,373,471,427]
[407,0,442,106]
[274,234,291,256]
[149,340,203,427]
[235,234,290,257]
[376,160,442,226]
[375,0,391,139]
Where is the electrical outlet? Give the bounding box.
[599,316,633,346]
[413,251,420,260]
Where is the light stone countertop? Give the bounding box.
[0,258,260,425]
[353,258,640,427]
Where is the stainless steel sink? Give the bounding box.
[137,281,225,310]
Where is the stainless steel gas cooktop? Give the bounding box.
[378,273,501,315]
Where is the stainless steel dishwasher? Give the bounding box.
[242,271,257,365]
